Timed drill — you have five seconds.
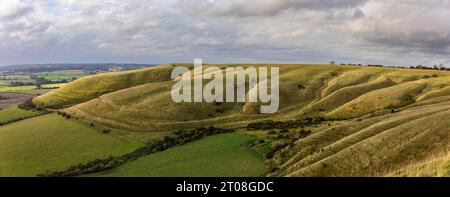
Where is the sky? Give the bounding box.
[0,0,449,66]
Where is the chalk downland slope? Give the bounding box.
[32,64,450,176]
[32,64,180,108]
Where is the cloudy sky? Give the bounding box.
[0,0,449,66]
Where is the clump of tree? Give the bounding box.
[18,98,44,111]
[329,71,340,77]
[38,126,234,177]
[247,117,325,130]
[57,111,72,119]
[0,95,10,100]
[9,81,34,87]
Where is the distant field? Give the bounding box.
[42,83,66,88]
[37,70,88,81]
[0,107,40,123]
[0,84,64,95]
[0,92,36,109]
[96,133,268,177]
[0,79,35,86]
[0,85,36,92]
[0,113,143,176]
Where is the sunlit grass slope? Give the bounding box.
[32,64,180,108]
[55,64,450,132]
[95,133,268,177]
[273,97,450,177]
[0,113,142,176]
[388,153,450,177]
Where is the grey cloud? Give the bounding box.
[0,4,33,21]
[1,0,450,66]
[361,31,450,55]
[353,8,365,18]
[180,0,369,17]
[347,0,450,56]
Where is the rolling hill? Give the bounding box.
[30,63,450,176]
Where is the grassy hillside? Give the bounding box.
[271,97,450,177]
[388,153,450,177]
[95,133,268,177]
[0,113,142,176]
[30,63,450,177]
[33,64,183,108]
[0,107,40,122]
[55,64,450,132]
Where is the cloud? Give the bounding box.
[353,8,365,18]
[0,0,449,66]
[346,0,450,56]
[0,3,34,21]
[179,0,369,17]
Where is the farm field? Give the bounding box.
[0,92,36,109]
[96,133,268,177]
[0,113,143,176]
[36,70,88,81]
[0,85,37,92]
[0,107,40,122]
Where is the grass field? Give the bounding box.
[37,70,88,81]
[96,133,268,177]
[0,79,36,86]
[0,113,143,176]
[0,107,40,122]
[0,85,37,92]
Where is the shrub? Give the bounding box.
[330,71,339,76]
[18,99,37,110]
[247,117,324,130]
[299,129,312,138]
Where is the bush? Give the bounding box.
[330,71,339,76]
[299,129,312,138]
[18,99,38,110]
[247,117,324,130]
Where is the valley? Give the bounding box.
[1,63,450,177]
